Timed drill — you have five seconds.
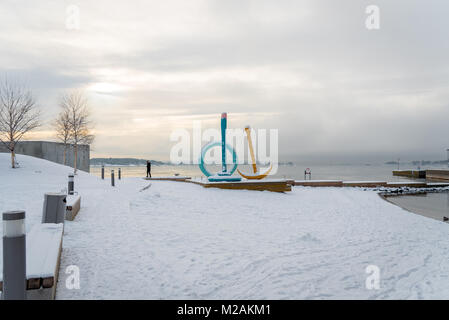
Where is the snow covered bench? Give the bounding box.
[0,223,64,300]
[65,195,81,221]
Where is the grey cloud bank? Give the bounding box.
[0,0,448,162]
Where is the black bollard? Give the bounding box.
[68,174,74,195]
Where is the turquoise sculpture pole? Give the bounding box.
[221,112,227,173]
[198,113,241,182]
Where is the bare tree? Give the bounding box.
[0,79,41,168]
[53,104,72,165]
[60,91,94,173]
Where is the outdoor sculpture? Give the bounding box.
[199,113,241,182]
[199,113,272,182]
[236,126,273,180]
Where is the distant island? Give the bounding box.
[90,158,296,166]
[385,160,448,165]
[91,158,448,167]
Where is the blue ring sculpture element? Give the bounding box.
[199,141,238,177]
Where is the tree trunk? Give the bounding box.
[11,149,15,168]
[74,144,78,174]
[63,146,67,166]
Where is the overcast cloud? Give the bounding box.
[0,0,448,163]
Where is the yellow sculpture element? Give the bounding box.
[237,126,273,180]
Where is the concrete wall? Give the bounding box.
[0,141,90,172]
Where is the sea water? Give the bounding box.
[386,192,449,222]
[89,163,446,181]
[90,162,449,222]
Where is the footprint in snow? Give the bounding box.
[298,233,321,243]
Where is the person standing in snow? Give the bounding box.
[146,160,151,178]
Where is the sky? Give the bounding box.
[0,0,448,163]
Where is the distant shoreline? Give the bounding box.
[90,158,294,166]
[90,157,448,167]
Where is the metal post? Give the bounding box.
[42,193,67,224]
[111,170,115,187]
[118,168,121,180]
[68,174,74,195]
[304,168,311,180]
[101,165,105,180]
[397,158,400,171]
[2,211,26,300]
[221,113,227,173]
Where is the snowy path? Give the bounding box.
[2,154,449,299]
[60,180,449,299]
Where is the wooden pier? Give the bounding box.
[343,181,387,187]
[143,177,292,192]
[393,170,426,179]
[294,180,343,187]
[426,170,449,181]
[294,180,447,188]
[295,180,391,188]
[143,176,449,192]
[194,180,292,193]
[385,182,428,188]
[392,169,449,182]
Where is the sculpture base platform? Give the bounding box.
[196,179,292,192]
[208,173,242,182]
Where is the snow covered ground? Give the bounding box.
[2,153,449,299]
